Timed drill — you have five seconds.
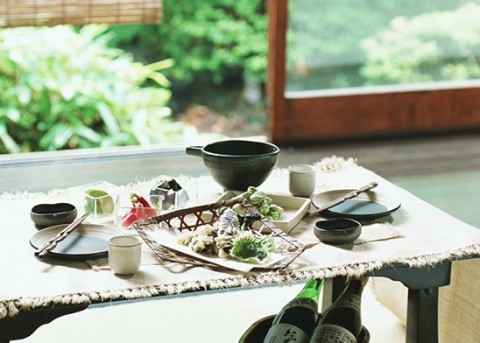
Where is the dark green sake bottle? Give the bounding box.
[263,279,324,343]
[309,278,366,343]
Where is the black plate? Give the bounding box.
[30,223,122,260]
[312,189,401,220]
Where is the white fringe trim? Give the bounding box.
[2,243,479,319]
[314,155,358,173]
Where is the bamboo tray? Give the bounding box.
[133,198,306,271]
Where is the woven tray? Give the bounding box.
[133,197,306,271]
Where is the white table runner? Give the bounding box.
[1,157,480,319]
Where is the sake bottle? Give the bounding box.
[263,278,324,343]
[309,277,367,343]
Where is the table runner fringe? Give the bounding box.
[2,242,479,319]
[314,156,358,173]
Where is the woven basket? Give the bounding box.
[133,197,305,271]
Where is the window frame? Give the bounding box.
[267,0,480,144]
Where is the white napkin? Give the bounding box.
[354,222,402,245]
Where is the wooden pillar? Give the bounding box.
[267,0,288,142]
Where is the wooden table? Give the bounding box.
[1,162,479,342]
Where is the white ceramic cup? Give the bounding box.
[288,164,317,197]
[109,235,142,275]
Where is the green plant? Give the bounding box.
[286,0,480,90]
[108,0,268,84]
[0,25,194,154]
[360,2,480,85]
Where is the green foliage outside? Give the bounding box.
[286,0,480,90]
[0,25,197,154]
[108,0,268,84]
[2,1,480,154]
[109,0,480,92]
[107,0,268,119]
[361,2,480,84]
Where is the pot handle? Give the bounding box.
[186,146,203,157]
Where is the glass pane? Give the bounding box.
[0,1,268,156]
[286,0,480,91]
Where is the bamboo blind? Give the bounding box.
[0,0,162,28]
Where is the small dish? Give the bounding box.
[313,218,362,245]
[30,203,77,228]
[150,178,190,211]
[114,193,164,228]
[84,188,115,220]
[30,223,122,260]
[217,191,311,232]
[312,189,401,220]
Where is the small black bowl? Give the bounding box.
[314,218,362,245]
[30,203,77,228]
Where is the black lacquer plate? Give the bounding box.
[312,189,401,220]
[30,223,122,260]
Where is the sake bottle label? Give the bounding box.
[264,323,310,343]
[329,293,361,312]
[309,324,357,343]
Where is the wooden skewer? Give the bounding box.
[308,182,378,217]
[34,212,90,259]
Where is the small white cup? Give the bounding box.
[109,236,142,275]
[288,164,317,197]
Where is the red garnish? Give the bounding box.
[121,193,157,228]
[121,211,138,228]
[131,193,152,207]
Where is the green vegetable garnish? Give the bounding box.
[260,201,270,215]
[236,186,285,221]
[230,233,274,263]
[249,191,267,205]
[268,204,284,220]
[232,203,245,213]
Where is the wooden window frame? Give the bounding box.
[267,0,480,144]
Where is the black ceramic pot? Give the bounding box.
[186,140,280,191]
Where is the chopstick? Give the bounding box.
[308,182,378,217]
[34,212,90,259]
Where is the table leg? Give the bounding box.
[371,261,451,343]
[406,287,439,343]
